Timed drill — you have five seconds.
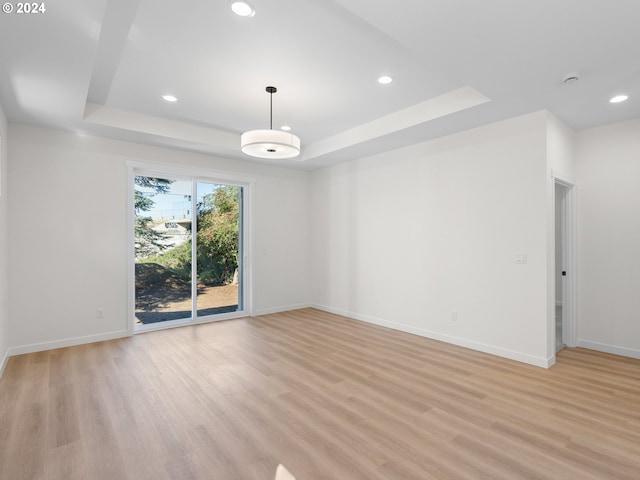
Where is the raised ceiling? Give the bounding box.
[1,0,638,169]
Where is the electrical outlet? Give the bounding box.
[515,253,527,264]
[451,311,458,322]
[96,310,104,320]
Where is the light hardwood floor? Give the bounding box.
[1,308,639,479]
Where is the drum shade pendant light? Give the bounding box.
[241,86,300,159]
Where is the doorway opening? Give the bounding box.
[554,178,576,354]
[555,183,566,352]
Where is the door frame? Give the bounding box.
[126,161,255,335]
[552,171,577,354]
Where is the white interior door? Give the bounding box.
[554,178,576,353]
[555,182,566,352]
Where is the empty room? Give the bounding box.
[1,1,639,479]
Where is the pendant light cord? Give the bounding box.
[266,86,277,130]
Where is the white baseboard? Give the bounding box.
[311,303,552,369]
[4,305,313,359]
[8,330,131,357]
[577,340,640,360]
[546,355,556,368]
[253,303,311,317]
[0,347,9,378]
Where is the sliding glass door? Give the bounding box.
[195,182,243,318]
[134,177,193,325]
[132,171,247,331]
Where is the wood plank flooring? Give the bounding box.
[1,308,639,479]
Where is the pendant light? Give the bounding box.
[241,86,301,159]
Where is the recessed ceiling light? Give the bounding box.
[162,94,178,102]
[281,125,291,131]
[230,1,255,17]
[378,75,393,85]
[610,94,629,103]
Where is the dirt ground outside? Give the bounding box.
[135,263,239,324]
[136,284,239,324]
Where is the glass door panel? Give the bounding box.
[134,176,193,326]
[196,182,242,318]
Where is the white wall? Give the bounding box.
[310,111,553,366]
[0,104,9,374]
[546,113,575,179]
[7,125,310,354]
[575,119,640,358]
